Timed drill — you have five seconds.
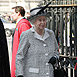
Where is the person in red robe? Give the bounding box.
[11,6,32,77]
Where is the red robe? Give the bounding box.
[11,18,32,77]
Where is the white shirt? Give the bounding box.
[30,27,50,41]
[16,17,25,24]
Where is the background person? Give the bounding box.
[11,6,32,77]
[25,10,30,19]
[15,7,59,77]
[0,19,10,77]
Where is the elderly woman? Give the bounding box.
[15,7,59,77]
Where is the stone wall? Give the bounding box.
[0,0,41,15]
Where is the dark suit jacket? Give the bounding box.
[0,19,10,77]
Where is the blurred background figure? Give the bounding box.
[0,19,10,77]
[25,10,30,19]
[11,6,32,77]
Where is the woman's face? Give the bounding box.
[34,16,47,31]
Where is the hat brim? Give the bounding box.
[28,12,50,23]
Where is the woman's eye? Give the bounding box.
[43,19,46,21]
[38,19,46,22]
[39,19,41,21]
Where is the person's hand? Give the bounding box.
[17,75,23,77]
[48,57,56,65]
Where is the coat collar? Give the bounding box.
[30,27,50,41]
[16,17,25,24]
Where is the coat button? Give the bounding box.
[45,53,48,56]
[46,63,49,66]
[43,44,47,47]
[46,72,49,75]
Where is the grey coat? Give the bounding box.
[15,27,59,77]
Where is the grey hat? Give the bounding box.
[28,7,50,23]
[28,2,51,23]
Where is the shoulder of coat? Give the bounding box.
[45,28,54,35]
[20,29,32,39]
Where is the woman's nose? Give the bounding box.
[41,20,45,23]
